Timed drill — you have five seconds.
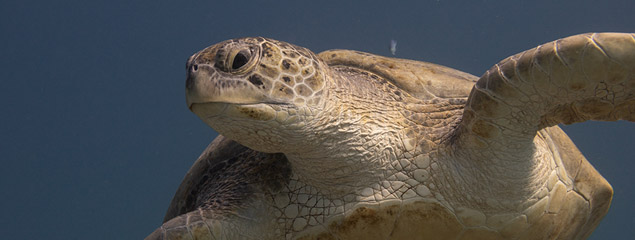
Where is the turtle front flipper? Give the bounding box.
[442,32,633,227]
[147,136,291,239]
[146,209,225,240]
[456,32,634,150]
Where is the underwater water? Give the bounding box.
[1,0,633,239]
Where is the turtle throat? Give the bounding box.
[280,95,409,196]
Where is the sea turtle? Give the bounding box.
[147,33,635,239]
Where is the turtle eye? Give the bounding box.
[224,47,257,74]
[231,49,250,70]
[214,41,259,74]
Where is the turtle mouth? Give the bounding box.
[189,102,229,119]
[188,100,290,111]
[189,101,291,122]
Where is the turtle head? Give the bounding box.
[186,37,328,153]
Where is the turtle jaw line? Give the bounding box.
[190,101,294,128]
[190,100,307,154]
[188,101,291,111]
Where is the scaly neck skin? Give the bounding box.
[282,71,407,196]
[283,121,399,195]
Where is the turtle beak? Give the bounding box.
[185,56,209,111]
